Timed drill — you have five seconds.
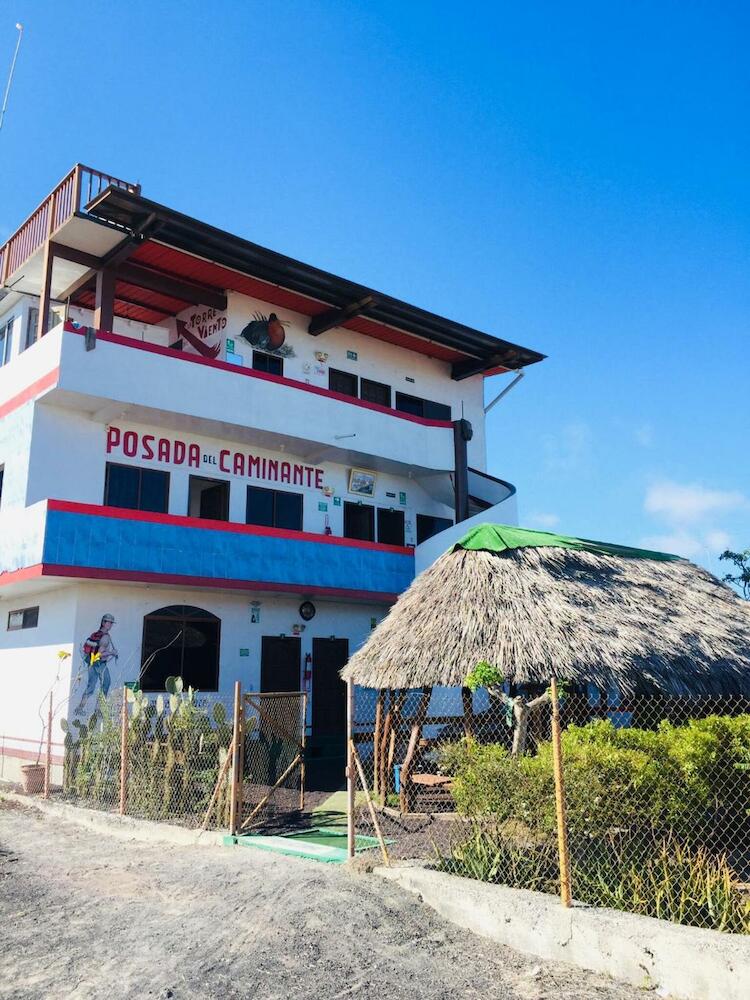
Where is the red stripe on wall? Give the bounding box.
[0,745,64,766]
[41,563,400,603]
[0,368,59,420]
[46,500,415,556]
[0,564,44,587]
[63,322,453,428]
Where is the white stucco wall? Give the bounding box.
[27,410,455,546]
[0,584,77,776]
[71,284,488,471]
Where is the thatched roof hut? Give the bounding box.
[342,524,750,698]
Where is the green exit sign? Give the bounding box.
[226,338,235,352]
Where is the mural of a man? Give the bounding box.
[75,613,119,716]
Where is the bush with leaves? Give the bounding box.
[441,714,750,844]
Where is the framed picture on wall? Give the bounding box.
[348,468,377,497]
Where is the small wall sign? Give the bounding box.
[333,496,341,506]
[346,350,358,361]
[240,648,249,657]
[226,338,235,352]
[250,602,261,624]
[399,491,407,505]
[318,501,328,511]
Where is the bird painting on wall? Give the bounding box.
[239,312,295,357]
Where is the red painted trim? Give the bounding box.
[41,563,400,603]
[0,745,64,765]
[47,500,415,556]
[0,564,44,587]
[1,734,65,748]
[0,367,59,420]
[63,322,453,429]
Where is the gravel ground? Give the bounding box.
[0,799,643,1000]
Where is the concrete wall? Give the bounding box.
[0,577,386,745]
[28,410,454,548]
[379,864,750,1000]
[0,583,77,777]
[71,287,488,471]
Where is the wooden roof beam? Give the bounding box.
[308,294,377,337]
[115,263,227,311]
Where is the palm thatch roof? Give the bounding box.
[342,524,750,697]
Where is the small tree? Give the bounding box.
[719,548,750,599]
[465,661,553,756]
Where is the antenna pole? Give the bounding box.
[0,23,24,133]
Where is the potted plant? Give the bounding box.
[22,651,71,794]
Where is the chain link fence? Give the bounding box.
[349,685,750,934]
[58,686,235,829]
[238,691,306,832]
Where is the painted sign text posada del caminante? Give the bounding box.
[106,427,325,488]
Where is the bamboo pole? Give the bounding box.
[119,689,128,815]
[300,691,308,812]
[350,740,390,867]
[347,679,356,859]
[378,692,392,806]
[550,676,572,907]
[240,754,302,830]
[43,691,53,799]
[200,736,235,831]
[229,681,243,836]
[399,686,431,814]
[372,690,384,797]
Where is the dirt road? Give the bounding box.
[0,800,640,1000]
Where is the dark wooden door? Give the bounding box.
[311,638,349,738]
[260,636,301,693]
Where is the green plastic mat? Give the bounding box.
[224,827,385,864]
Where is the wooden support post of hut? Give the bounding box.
[378,691,393,806]
[372,690,384,797]
[461,686,474,738]
[399,686,431,814]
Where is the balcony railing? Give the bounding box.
[0,164,140,285]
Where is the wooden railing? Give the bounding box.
[0,164,140,285]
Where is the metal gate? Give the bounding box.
[238,690,307,832]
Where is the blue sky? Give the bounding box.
[1,1,747,574]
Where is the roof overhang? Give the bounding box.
[82,186,546,379]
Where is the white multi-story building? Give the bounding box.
[0,164,544,783]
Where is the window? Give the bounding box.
[246,485,303,531]
[7,606,39,630]
[395,392,451,422]
[188,475,229,521]
[344,501,375,542]
[360,378,391,408]
[0,317,13,366]
[252,350,283,376]
[104,463,170,513]
[377,507,405,546]
[23,307,61,350]
[140,605,220,691]
[329,368,358,398]
[417,513,453,544]
[25,309,37,351]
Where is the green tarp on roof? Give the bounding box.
[452,523,681,562]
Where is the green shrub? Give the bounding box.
[439,714,750,933]
[441,715,750,844]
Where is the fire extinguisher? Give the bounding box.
[304,652,312,687]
